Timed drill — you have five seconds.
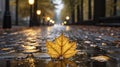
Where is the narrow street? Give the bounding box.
[0,0,120,67]
[0,25,120,67]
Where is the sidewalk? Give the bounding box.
[0,25,29,34]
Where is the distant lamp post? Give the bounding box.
[36,10,41,15]
[28,0,34,6]
[36,10,41,24]
[47,17,50,21]
[46,17,52,25]
[64,21,67,25]
[49,19,55,25]
[65,16,70,24]
[28,0,34,27]
[51,20,55,24]
[3,0,12,29]
[66,16,70,20]
[50,19,53,23]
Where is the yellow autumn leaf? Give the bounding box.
[46,34,77,59]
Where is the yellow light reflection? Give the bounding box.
[91,55,109,62]
[22,45,36,50]
[66,26,70,31]
[27,58,35,67]
[62,23,64,25]
[47,27,51,35]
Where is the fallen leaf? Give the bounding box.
[46,34,77,59]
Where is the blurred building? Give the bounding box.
[0,0,5,25]
[0,0,16,26]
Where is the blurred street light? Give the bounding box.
[66,16,70,20]
[36,10,41,24]
[51,20,55,24]
[28,0,34,5]
[47,17,50,21]
[65,16,70,25]
[28,0,34,27]
[64,21,67,25]
[36,10,41,15]
[49,19,55,25]
[50,19,53,23]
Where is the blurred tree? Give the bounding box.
[15,0,19,26]
[77,5,80,23]
[62,0,77,24]
[106,0,120,16]
[37,0,55,20]
[94,0,106,20]
[106,0,113,17]
[76,0,84,24]
[113,0,117,16]
[88,0,92,19]
[80,0,84,22]
[62,0,85,24]
[10,0,54,20]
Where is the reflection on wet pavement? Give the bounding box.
[0,25,120,67]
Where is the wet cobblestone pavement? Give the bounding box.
[0,25,120,67]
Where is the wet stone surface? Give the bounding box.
[0,25,120,67]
